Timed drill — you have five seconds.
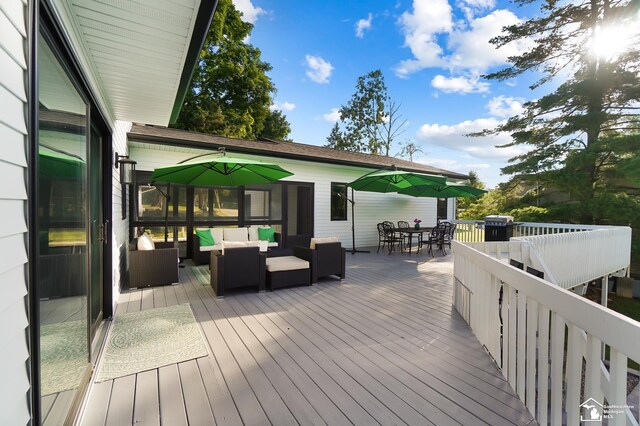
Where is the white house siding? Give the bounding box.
[111,121,131,311]
[0,0,31,425]
[129,143,446,248]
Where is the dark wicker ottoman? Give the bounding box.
[265,256,311,290]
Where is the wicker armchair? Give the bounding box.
[129,240,179,288]
[210,246,266,297]
[294,242,346,284]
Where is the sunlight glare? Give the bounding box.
[591,22,640,60]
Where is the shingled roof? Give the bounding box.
[128,124,469,180]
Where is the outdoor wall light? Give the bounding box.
[114,153,137,185]
[115,153,137,219]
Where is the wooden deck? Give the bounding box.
[79,250,536,425]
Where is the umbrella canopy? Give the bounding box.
[347,170,448,193]
[151,154,293,186]
[39,146,85,179]
[398,182,487,198]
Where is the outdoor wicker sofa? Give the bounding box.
[193,226,281,265]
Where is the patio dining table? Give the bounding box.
[391,227,432,255]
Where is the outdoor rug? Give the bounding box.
[191,265,210,286]
[96,304,208,382]
[40,320,88,395]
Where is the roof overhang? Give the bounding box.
[47,0,217,126]
[127,125,470,180]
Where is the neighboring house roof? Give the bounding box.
[128,125,470,180]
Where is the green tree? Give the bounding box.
[175,0,278,139]
[477,0,640,224]
[326,70,405,155]
[258,110,292,141]
[456,170,487,214]
[325,123,351,151]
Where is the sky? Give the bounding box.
[231,0,547,188]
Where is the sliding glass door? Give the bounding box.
[37,30,106,424]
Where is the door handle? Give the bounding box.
[94,220,107,243]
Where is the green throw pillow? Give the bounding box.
[195,229,215,246]
[257,227,275,243]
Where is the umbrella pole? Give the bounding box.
[349,188,370,255]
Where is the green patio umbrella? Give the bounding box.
[347,169,448,193]
[39,145,84,179]
[151,152,293,186]
[397,182,487,198]
[150,149,293,242]
[344,168,448,254]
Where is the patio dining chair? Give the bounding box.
[397,221,420,254]
[423,223,448,257]
[439,221,456,251]
[377,222,403,254]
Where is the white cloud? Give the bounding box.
[431,74,489,94]
[232,0,264,24]
[355,13,373,38]
[416,118,528,161]
[322,107,341,122]
[416,157,490,173]
[486,95,524,117]
[457,0,496,20]
[270,101,296,112]
[394,0,452,77]
[305,55,334,84]
[448,9,528,72]
[394,2,530,90]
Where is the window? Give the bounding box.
[331,183,348,221]
[437,198,448,220]
[193,187,239,221]
[245,184,282,222]
[134,173,187,220]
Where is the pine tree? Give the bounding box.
[478,0,640,224]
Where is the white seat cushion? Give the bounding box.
[137,233,155,251]
[247,226,259,241]
[221,240,246,254]
[267,241,278,247]
[211,228,224,244]
[224,227,249,242]
[310,236,339,249]
[199,244,222,252]
[266,256,310,272]
[245,240,268,252]
[195,227,224,246]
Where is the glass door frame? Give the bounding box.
[29,3,114,423]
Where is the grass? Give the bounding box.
[586,286,640,370]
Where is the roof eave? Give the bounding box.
[169,0,219,125]
[128,128,469,180]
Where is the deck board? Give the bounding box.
[80,250,536,425]
[157,364,188,426]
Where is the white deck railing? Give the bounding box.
[453,221,631,290]
[453,240,640,426]
[513,228,631,289]
[452,219,612,243]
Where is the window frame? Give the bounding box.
[330,182,348,221]
[437,197,448,220]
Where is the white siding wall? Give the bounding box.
[111,121,131,311]
[129,144,445,248]
[0,0,31,424]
